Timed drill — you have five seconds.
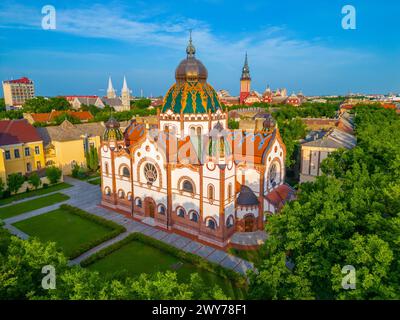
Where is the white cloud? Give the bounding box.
[0,2,378,95]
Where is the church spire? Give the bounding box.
[186,30,196,58]
[107,76,116,99]
[241,52,251,80]
[122,76,128,93]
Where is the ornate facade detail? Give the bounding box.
[100,36,294,249]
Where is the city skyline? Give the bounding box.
[1,0,399,97]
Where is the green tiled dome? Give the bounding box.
[161,81,222,114]
[161,34,222,114]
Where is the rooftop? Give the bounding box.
[36,120,105,144]
[0,119,42,146]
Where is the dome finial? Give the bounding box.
[186,29,196,58]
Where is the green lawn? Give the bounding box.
[87,240,246,299]
[0,182,72,206]
[0,193,70,220]
[13,207,116,258]
[88,177,101,185]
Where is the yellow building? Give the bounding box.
[37,120,104,174]
[0,119,45,185]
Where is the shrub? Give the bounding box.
[46,166,62,184]
[7,173,25,194]
[28,172,41,190]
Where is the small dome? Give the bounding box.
[103,116,123,141]
[175,57,208,83]
[175,34,207,83]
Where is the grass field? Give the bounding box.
[87,240,246,299]
[0,193,70,220]
[13,207,117,258]
[0,182,72,206]
[87,178,101,185]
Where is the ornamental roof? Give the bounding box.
[237,185,259,206]
[161,35,222,114]
[161,81,222,114]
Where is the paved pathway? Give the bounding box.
[3,176,255,276]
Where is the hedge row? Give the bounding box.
[81,232,246,286]
[59,204,126,259]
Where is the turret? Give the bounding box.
[240,53,251,104]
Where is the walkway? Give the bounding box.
[3,176,255,276]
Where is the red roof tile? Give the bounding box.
[266,184,296,210]
[0,119,42,146]
[5,77,32,84]
[30,110,93,123]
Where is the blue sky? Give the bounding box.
[0,0,399,97]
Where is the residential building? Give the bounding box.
[37,120,104,174]
[0,119,45,185]
[300,112,357,183]
[2,77,35,108]
[65,96,105,110]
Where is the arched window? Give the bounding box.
[104,187,111,196]
[208,184,214,200]
[206,218,216,230]
[196,127,202,136]
[226,215,234,228]
[143,163,157,184]
[118,190,125,199]
[182,180,194,193]
[104,162,109,175]
[177,207,185,217]
[158,205,166,215]
[269,162,280,187]
[190,211,199,222]
[122,166,130,178]
[228,183,232,199]
[127,192,132,201]
[135,198,142,207]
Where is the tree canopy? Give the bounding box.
[23,97,70,113]
[248,106,400,299]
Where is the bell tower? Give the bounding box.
[121,76,131,110]
[239,52,251,104]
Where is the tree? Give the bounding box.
[28,172,41,190]
[7,173,25,194]
[248,106,400,300]
[0,178,4,197]
[85,146,99,172]
[228,119,239,129]
[45,166,62,184]
[53,113,81,125]
[23,96,70,113]
[0,98,5,112]
[0,229,229,300]
[132,98,151,109]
